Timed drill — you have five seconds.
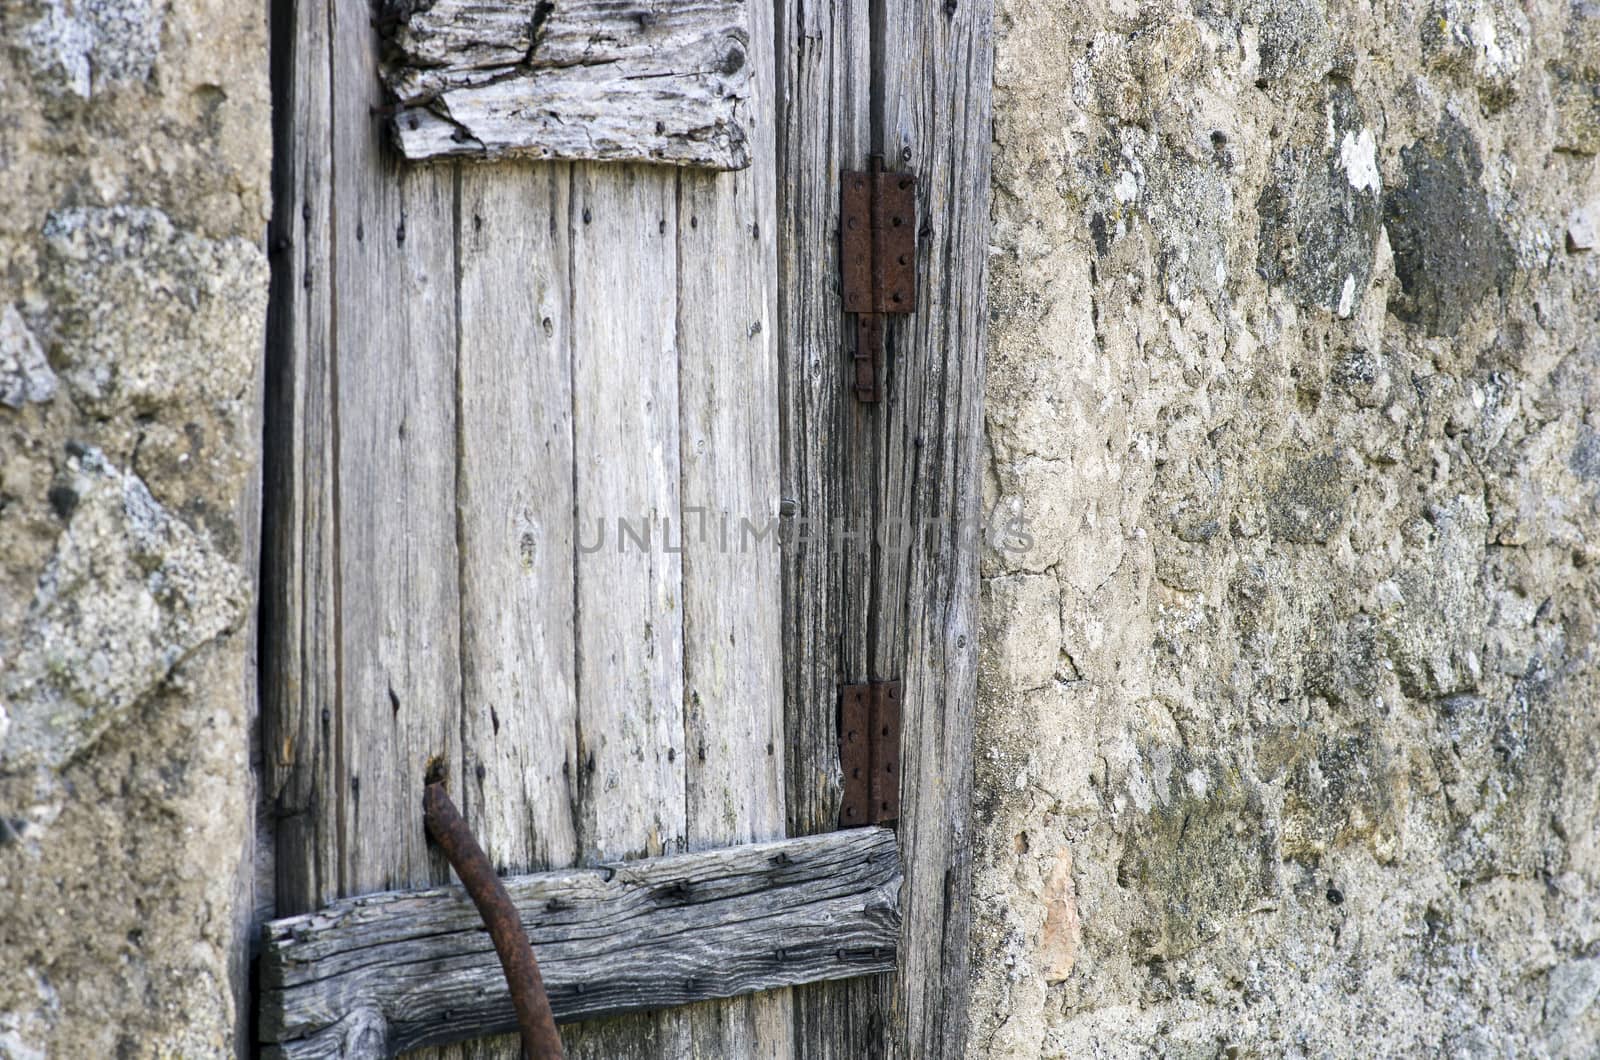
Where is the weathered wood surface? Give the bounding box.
[673,0,790,1051]
[873,5,992,1057]
[267,0,989,1054]
[381,0,754,168]
[264,0,465,919]
[771,0,897,1056]
[454,162,578,874]
[259,828,901,1059]
[266,1,805,1058]
[772,0,991,1056]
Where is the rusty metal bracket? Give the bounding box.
[841,156,917,403]
[423,769,565,1060]
[839,681,902,828]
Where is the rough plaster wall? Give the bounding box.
[0,0,270,1055]
[973,0,1600,1056]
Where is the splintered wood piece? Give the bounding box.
[379,0,754,169]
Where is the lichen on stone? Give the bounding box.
[1421,0,1531,110]
[0,305,57,409]
[40,205,268,419]
[1116,749,1277,960]
[22,0,164,99]
[0,447,246,772]
[1256,83,1383,317]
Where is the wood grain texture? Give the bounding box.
[674,0,789,1051]
[875,5,992,1057]
[262,0,338,916]
[263,1,468,1055]
[454,163,579,875]
[382,0,754,168]
[264,0,465,911]
[332,0,464,905]
[560,160,692,1060]
[568,163,684,867]
[262,0,964,1055]
[772,0,991,1056]
[259,828,901,1058]
[771,2,897,1058]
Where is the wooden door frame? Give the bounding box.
[258,0,991,1055]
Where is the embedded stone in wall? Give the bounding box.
[1038,847,1080,984]
[981,573,1065,692]
[0,304,57,409]
[1543,957,1600,1043]
[0,447,246,773]
[40,206,268,419]
[1569,199,1599,251]
[1267,452,1351,544]
[1421,0,1530,110]
[1256,83,1383,316]
[1375,499,1490,701]
[1279,726,1406,862]
[1244,0,1336,96]
[1552,3,1600,156]
[1116,751,1277,959]
[1080,126,1235,308]
[22,0,163,99]
[1382,118,1511,337]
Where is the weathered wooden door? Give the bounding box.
[260,0,988,1055]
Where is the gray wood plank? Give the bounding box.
[329,0,463,903]
[674,0,790,1051]
[770,2,896,1058]
[455,163,580,875]
[565,161,687,1060]
[568,163,684,865]
[874,5,991,1057]
[772,0,872,859]
[263,0,463,918]
[382,0,753,169]
[677,0,782,865]
[260,828,902,1058]
[452,162,580,1060]
[262,0,342,916]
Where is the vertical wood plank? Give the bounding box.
[566,162,688,1060]
[675,0,791,1050]
[678,0,784,866]
[263,0,339,917]
[569,163,684,866]
[772,2,896,1059]
[328,0,462,904]
[876,4,992,1057]
[455,165,579,875]
[774,0,874,850]
[453,163,579,1060]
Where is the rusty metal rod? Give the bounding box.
[423,773,565,1060]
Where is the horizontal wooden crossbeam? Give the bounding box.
[259,827,900,1058]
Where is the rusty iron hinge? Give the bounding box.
[841,156,917,403]
[839,681,902,828]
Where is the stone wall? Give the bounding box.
[972,0,1600,1055]
[0,0,270,1054]
[4,0,1598,1055]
